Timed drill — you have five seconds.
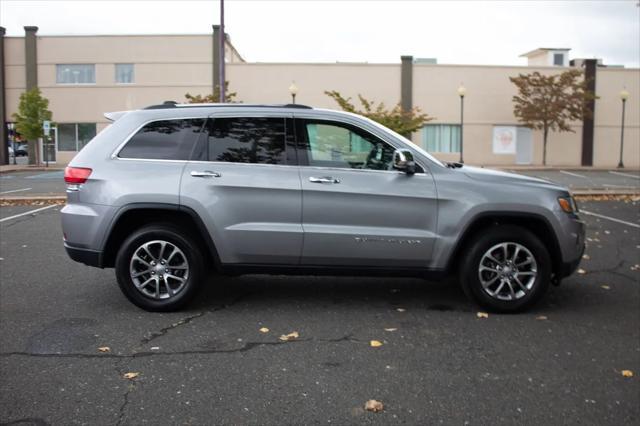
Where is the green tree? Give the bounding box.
[185,81,238,103]
[324,90,432,137]
[12,88,53,165]
[510,69,596,165]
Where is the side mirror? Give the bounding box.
[393,149,416,175]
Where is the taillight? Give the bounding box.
[64,167,92,184]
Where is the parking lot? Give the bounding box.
[0,198,638,425]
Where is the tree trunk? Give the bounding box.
[27,139,38,165]
[542,127,548,166]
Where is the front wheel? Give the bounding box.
[115,224,205,312]
[459,225,551,313]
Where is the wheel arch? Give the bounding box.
[446,211,563,277]
[101,203,221,269]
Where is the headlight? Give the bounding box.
[558,196,578,213]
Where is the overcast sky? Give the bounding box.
[1,0,639,67]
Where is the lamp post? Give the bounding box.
[289,82,299,104]
[618,89,629,168]
[457,84,466,163]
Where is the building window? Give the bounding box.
[422,124,461,153]
[553,53,564,66]
[56,64,95,84]
[58,123,97,151]
[115,64,134,84]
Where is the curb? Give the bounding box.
[0,167,65,174]
[0,195,67,202]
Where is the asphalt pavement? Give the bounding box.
[0,200,638,425]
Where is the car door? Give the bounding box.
[295,117,438,268]
[180,112,303,265]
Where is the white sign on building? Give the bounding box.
[493,126,517,154]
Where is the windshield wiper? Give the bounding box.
[446,162,464,169]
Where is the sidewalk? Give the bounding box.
[0,164,65,173]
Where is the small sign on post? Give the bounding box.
[43,120,51,137]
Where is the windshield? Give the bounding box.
[365,118,446,168]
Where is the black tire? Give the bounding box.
[115,223,205,312]
[459,225,551,313]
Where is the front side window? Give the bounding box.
[422,124,460,153]
[203,117,286,165]
[118,119,205,160]
[115,64,134,84]
[301,121,395,171]
[58,123,97,152]
[56,64,95,84]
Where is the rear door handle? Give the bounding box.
[191,170,221,178]
[309,176,340,184]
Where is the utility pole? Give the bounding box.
[219,0,226,102]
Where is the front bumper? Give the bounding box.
[64,243,103,268]
[559,215,586,278]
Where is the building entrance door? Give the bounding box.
[516,127,533,165]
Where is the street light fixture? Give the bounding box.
[289,82,299,104]
[457,84,466,163]
[618,89,629,168]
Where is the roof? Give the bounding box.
[520,48,571,58]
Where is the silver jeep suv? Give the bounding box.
[61,103,585,312]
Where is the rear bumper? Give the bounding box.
[64,243,103,268]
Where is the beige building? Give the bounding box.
[1,26,638,167]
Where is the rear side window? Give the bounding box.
[118,119,205,160]
[202,117,286,165]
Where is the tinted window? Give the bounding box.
[119,119,205,160]
[204,117,286,165]
[302,121,395,171]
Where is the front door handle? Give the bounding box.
[191,170,221,178]
[309,176,340,184]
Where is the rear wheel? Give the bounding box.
[115,223,204,311]
[459,225,551,313]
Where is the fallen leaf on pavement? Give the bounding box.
[577,268,586,274]
[279,331,299,341]
[396,308,406,312]
[259,327,270,333]
[384,328,397,332]
[622,370,634,378]
[370,340,383,347]
[364,399,384,412]
[477,312,489,319]
[536,315,548,320]
[123,372,139,380]
[604,230,611,235]
[601,285,611,290]
[582,254,590,260]
[97,346,110,352]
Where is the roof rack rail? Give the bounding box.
[143,102,313,110]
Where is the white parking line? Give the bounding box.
[0,204,58,223]
[581,210,640,229]
[0,187,32,195]
[560,170,588,179]
[609,171,640,180]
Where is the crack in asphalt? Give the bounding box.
[137,290,251,347]
[0,335,366,360]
